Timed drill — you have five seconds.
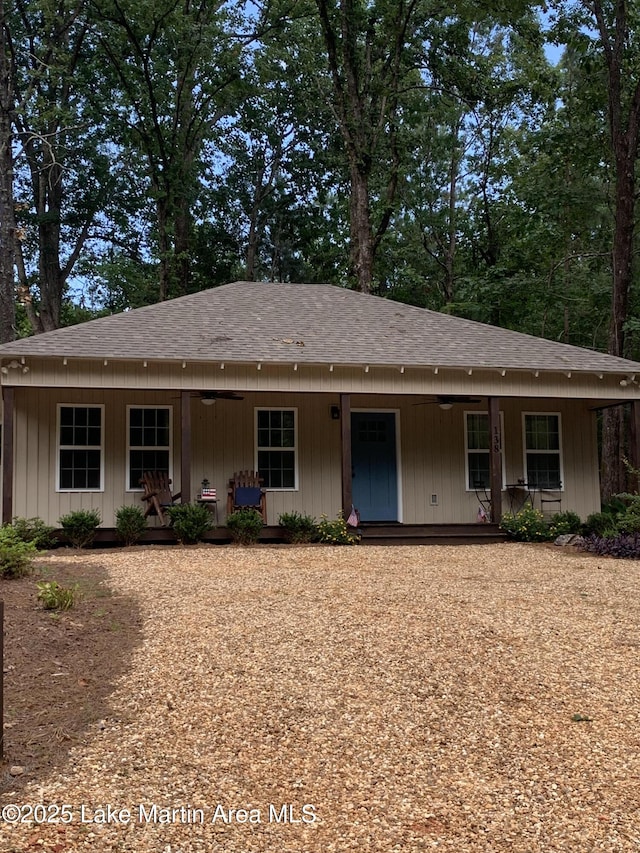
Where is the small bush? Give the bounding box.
[548,510,582,538]
[278,511,318,543]
[0,526,37,578]
[115,505,147,546]
[226,509,264,545]
[58,509,101,548]
[167,502,212,544]
[9,517,56,550]
[317,514,360,545]
[582,511,618,538]
[36,580,79,611]
[499,506,549,542]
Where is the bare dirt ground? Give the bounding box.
[0,542,639,852]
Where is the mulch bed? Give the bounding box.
[0,542,638,852]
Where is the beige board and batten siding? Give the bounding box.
[355,395,599,523]
[12,387,601,527]
[191,391,342,523]
[12,388,182,527]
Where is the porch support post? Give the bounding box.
[1,386,14,525]
[488,396,502,524]
[630,400,640,492]
[340,393,352,517]
[180,391,191,503]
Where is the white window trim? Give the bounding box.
[126,405,173,492]
[464,410,506,491]
[254,406,299,491]
[56,403,105,493]
[522,411,564,491]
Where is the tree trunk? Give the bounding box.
[592,0,640,502]
[349,164,374,294]
[0,0,15,343]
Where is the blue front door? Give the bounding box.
[351,412,398,522]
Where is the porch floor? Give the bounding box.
[88,522,506,547]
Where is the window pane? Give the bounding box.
[258,449,295,488]
[58,408,102,489]
[60,426,75,446]
[526,415,559,451]
[526,453,561,489]
[467,414,489,450]
[129,450,169,489]
[59,449,101,490]
[468,454,490,490]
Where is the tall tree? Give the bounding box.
[311,0,424,293]
[7,0,116,333]
[552,0,640,497]
[93,0,245,301]
[0,0,15,342]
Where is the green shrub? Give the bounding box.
[36,580,79,611]
[9,517,56,550]
[499,506,549,542]
[548,510,582,538]
[167,502,212,544]
[278,511,318,543]
[115,505,148,546]
[0,526,37,578]
[58,509,101,548]
[582,510,618,538]
[317,514,360,545]
[226,509,264,545]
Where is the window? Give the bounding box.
[256,408,297,489]
[523,413,563,489]
[464,412,505,490]
[57,405,103,491]
[127,406,171,490]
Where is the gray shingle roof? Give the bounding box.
[1,281,639,374]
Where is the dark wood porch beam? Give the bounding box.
[1,386,14,525]
[180,391,192,503]
[488,396,502,524]
[340,393,352,516]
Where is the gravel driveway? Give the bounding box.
[1,543,639,852]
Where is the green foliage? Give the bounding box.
[582,511,619,538]
[0,527,37,578]
[547,511,582,538]
[317,514,360,546]
[226,509,264,545]
[9,516,56,550]
[36,580,79,611]
[166,502,213,544]
[582,494,640,538]
[58,509,101,549]
[499,506,549,542]
[115,505,148,546]
[278,511,318,543]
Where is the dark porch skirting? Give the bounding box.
[70,523,507,548]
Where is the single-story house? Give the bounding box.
[1,281,640,540]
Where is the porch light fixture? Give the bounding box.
[438,402,453,411]
[201,396,216,406]
[1,359,26,374]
